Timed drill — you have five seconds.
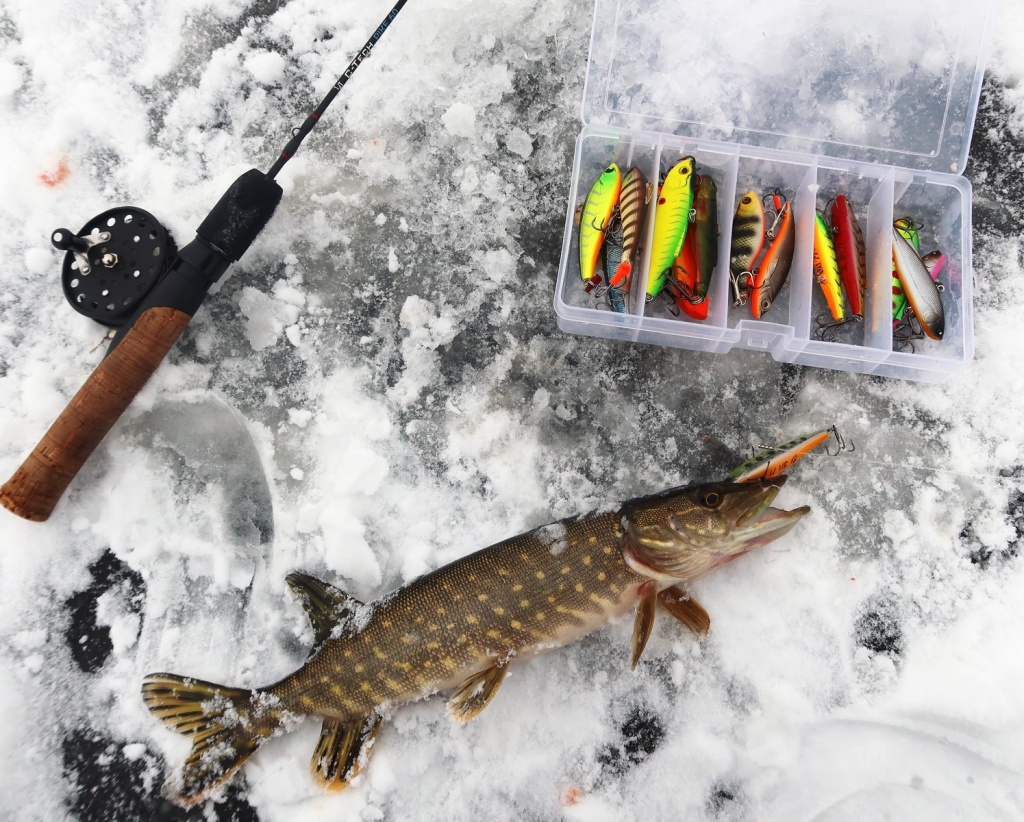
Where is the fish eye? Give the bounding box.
[703,492,721,507]
[742,196,752,204]
[760,299,771,312]
[605,166,615,173]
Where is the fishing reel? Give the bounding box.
[52,207,177,328]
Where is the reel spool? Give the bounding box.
[54,207,176,327]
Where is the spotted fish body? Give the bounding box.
[579,164,622,282]
[610,165,650,292]
[143,478,809,805]
[830,196,867,316]
[647,157,695,299]
[813,210,845,321]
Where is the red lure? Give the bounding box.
[830,196,867,317]
[672,228,709,320]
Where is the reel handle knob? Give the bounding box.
[52,229,90,254]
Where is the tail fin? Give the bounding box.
[142,674,276,805]
[611,259,631,287]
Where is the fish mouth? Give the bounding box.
[720,477,810,557]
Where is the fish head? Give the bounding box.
[620,477,810,582]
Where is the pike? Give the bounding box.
[143,476,809,804]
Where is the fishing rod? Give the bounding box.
[0,0,411,522]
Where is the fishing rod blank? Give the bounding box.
[0,1,412,522]
[268,0,409,179]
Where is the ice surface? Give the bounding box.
[0,0,1023,820]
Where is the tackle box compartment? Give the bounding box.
[554,0,998,382]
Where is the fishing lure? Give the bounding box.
[670,225,702,318]
[579,164,622,283]
[729,191,766,306]
[750,200,794,319]
[813,210,845,322]
[893,229,944,340]
[646,157,695,299]
[669,174,718,321]
[603,219,627,313]
[609,165,651,295]
[729,428,832,483]
[830,196,867,317]
[891,216,921,321]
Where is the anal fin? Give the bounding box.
[447,663,509,722]
[658,585,710,636]
[311,714,382,791]
[631,582,658,670]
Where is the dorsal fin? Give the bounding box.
[286,572,362,650]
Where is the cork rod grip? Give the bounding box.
[0,307,193,522]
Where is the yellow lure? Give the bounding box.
[646,157,695,298]
[579,164,622,282]
[813,211,844,321]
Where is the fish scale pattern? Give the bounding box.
[270,512,646,717]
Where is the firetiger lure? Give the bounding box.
[729,428,832,483]
[813,210,845,322]
[830,196,867,317]
[750,201,794,319]
[647,157,695,299]
[609,165,651,295]
[579,164,622,282]
[729,191,766,306]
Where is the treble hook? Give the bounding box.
[814,313,860,342]
[730,271,751,307]
[665,268,705,305]
[893,311,924,350]
[825,425,855,456]
[894,216,926,234]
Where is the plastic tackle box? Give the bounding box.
[554,0,998,382]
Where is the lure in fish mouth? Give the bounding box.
[142,468,812,806]
[621,477,810,582]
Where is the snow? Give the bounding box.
[0,0,1023,820]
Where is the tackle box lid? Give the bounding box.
[581,0,998,174]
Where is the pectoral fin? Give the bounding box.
[657,586,710,637]
[286,572,363,651]
[631,582,658,670]
[311,714,382,791]
[447,663,509,722]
